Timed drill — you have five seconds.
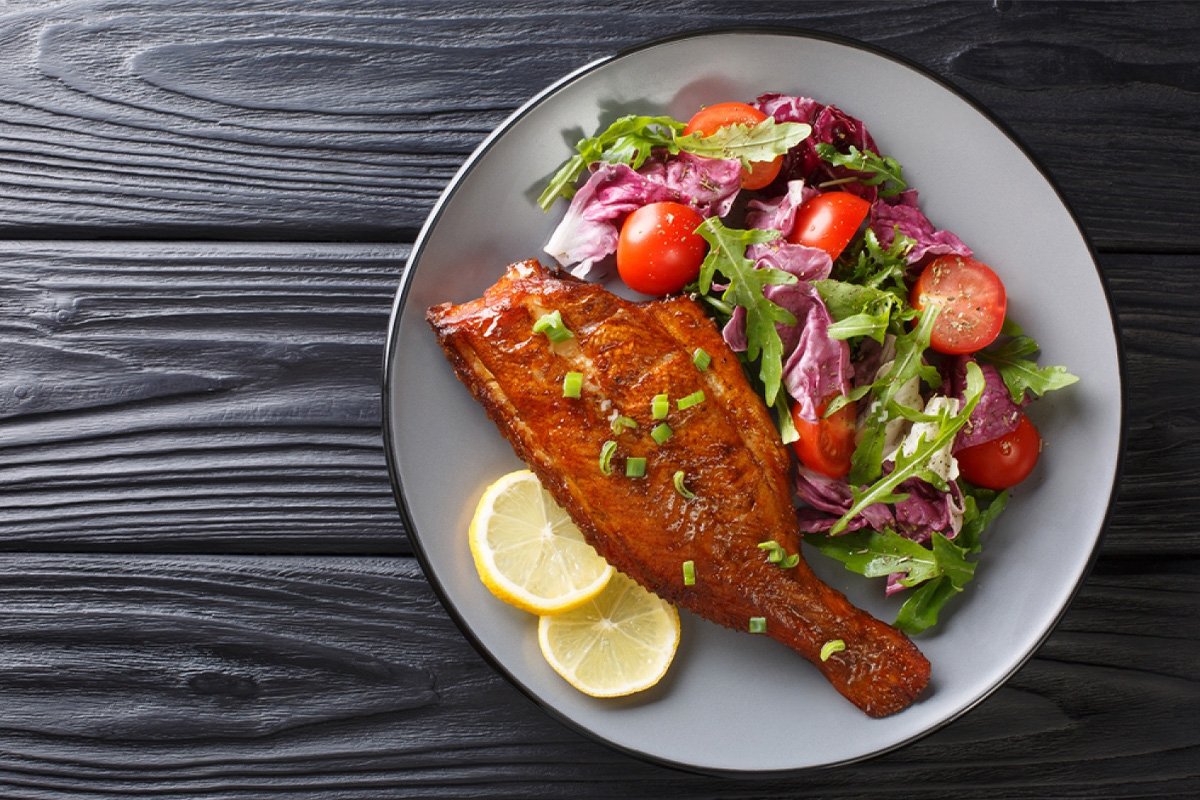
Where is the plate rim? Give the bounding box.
[381,25,1127,776]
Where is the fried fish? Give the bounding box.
[427,260,930,716]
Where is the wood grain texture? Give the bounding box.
[0,243,1194,555]
[0,554,1192,799]
[0,2,1194,797]
[0,0,1195,247]
[0,241,407,551]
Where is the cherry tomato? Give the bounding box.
[786,192,871,259]
[910,254,1007,355]
[683,102,782,190]
[616,201,707,295]
[790,397,857,480]
[957,414,1041,490]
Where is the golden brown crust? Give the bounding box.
[427,261,929,717]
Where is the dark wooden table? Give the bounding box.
[1,1,1197,796]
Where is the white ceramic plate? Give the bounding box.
[383,29,1123,774]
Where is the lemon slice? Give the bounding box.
[469,469,613,615]
[537,571,680,698]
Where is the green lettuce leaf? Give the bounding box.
[814,278,910,344]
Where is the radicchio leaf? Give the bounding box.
[869,190,972,265]
[945,356,1027,451]
[543,153,742,278]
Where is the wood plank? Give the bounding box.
[1104,254,1200,551]
[0,0,1194,247]
[0,554,1193,798]
[0,241,407,552]
[1,242,1195,554]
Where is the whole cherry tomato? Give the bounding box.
[616,201,707,295]
[957,414,1042,489]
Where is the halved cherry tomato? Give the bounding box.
[616,201,707,295]
[910,254,1007,355]
[790,397,857,480]
[786,192,870,259]
[683,102,781,190]
[956,414,1041,490]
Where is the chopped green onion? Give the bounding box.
[562,371,583,398]
[651,423,673,445]
[599,440,617,475]
[682,560,696,586]
[610,415,638,435]
[820,639,846,661]
[651,393,669,420]
[692,348,711,372]
[531,310,573,343]
[748,617,767,634]
[673,470,696,500]
[758,540,799,569]
[677,390,706,410]
[625,456,647,478]
[758,541,784,563]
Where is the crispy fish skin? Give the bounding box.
[427,260,930,717]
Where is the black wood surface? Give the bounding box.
[0,0,1196,248]
[0,555,1193,799]
[1,1,1198,797]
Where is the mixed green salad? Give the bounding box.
[539,93,1077,633]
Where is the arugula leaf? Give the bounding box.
[826,312,891,342]
[825,384,871,417]
[676,119,811,168]
[846,306,941,486]
[807,522,997,635]
[894,575,959,634]
[978,335,1080,404]
[880,308,943,405]
[538,115,810,211]
[813,279,892,320]
[834,360,985,534]
[835,228,914,301]
[774,390,800,445]
[957,484,1010,553]
[806,528,940,585]
[848,400,890,487]
[537,115,685,210]
[815,143,907,198]
[930,530,975,589]
[1000,317,1025,337]
[806,527,983,635]
[696,219,796,406]
[893,489,1009,633]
